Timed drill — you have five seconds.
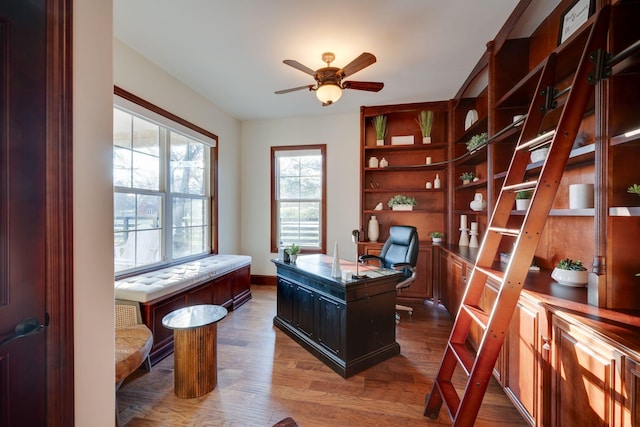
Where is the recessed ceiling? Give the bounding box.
[114,1,532,121]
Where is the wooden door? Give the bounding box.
[0,1,73,425]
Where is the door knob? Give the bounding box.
[0,317,45,348]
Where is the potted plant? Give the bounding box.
[459,171,475,185]
[628,184,640,196]
[551,258,588,287]
[515,190,533,210]
[387,194,417,211]
[371,115,387,146]
[466,132,488,152]
[416,110,434,144]
[429,231,444,243]
[285,243,301,263]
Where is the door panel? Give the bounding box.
[0,1,48,425]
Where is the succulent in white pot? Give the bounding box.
[430,231,444,244]
[551,258,588,287]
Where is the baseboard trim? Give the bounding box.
[251,275,276,286]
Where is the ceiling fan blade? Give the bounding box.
[342,81,384,92]
[275,85,314,95]
[339,52,376,78]
[283,59,316,76]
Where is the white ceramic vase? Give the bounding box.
[368,216,380,242]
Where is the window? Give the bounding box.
[113,87,217,275]
[271,145,326,253]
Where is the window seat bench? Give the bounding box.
[115,254,251,364]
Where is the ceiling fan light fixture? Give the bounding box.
[316,83,342,104]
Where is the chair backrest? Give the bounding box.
[378,225,419,270]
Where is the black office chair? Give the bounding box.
[359,225,419,323]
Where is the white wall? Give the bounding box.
[73,0,115,425]
[113,39,243,254]
[240,114,361,276]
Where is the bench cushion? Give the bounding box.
[114,254,251,303]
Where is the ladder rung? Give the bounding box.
[435,379,460,420]
[517,129,556,151]
[488,226,520,237]
[503,181,537,194]
[474,266,504,284]
[462,303,489,330]
[449,342,475,376]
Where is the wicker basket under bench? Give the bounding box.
[115,254,251,365]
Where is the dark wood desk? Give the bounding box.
[272,254,402,378]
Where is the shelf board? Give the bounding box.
[455,178,487,191]
[453,209,486,216]
[456,145,487,166]
[363,188,445,193]
[510,208,595,216]
[456,116,488,143]
[493,143,595,179]
[364,142,447,151]
[365,164,447,171]
[363,209,445,214]
[609,206,640,216]
[610,129,640,147]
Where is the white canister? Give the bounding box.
[569,183,594,209]
[379,157,388,168]
[368,156,379,168]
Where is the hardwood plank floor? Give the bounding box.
[117,285,527,426]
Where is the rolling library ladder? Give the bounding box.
[424,6,611,426]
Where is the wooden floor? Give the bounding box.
[117,285,527,426]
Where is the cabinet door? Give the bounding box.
[624,358,640,427]
[398,245,433,299]
[551,315,622,427]
[295,285,315,338]
[276,277,295,324]
[438,250,451,312]
[449,255,466,316]
[504,298,546,425]
[316,295,344,356]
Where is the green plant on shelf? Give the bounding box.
[371,115,387,140]
[459,171,475,182]
[429,231,444,238]
[466,132,488,152]
[556,258,587,271]
[416,110,434,138]
[516,190,533,199]
[387,194,417,207]
[627,184,640,196]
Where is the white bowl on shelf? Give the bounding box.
[530,147,549,163]
[551,267,588,287]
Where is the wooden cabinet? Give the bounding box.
[550,314,624,427]
[358,102,450,301]
[504,296,549,426]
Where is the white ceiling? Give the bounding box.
[113,1,559,121]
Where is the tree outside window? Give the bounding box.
[271,145,326,254]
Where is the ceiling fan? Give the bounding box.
[275,52,384,106]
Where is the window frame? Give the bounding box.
[270,144,327,254]
[114,86,218,277]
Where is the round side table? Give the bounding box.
[162,304,227,398]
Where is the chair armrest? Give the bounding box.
[359,254,383,264]
[389,262,413,271]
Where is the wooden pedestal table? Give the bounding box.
[161,304,227,398]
